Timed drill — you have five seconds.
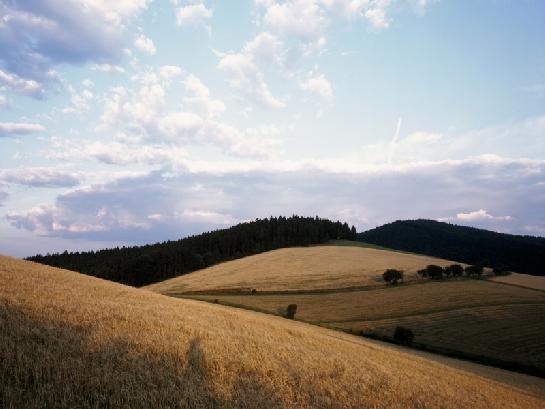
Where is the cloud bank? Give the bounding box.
[7,155,545,242]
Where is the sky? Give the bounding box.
[1,0,544,257]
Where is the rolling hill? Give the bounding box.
[357,219,545,276]
[2,255,544,408]
[145,242,463,294]
[147,243,545,376]
[26,216,356,286]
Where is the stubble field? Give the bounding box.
[2,254,545,408]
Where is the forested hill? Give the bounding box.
[358,219,545,276]
[27,216,356,287]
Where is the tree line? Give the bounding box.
[359,219,545,276]
[28,216,357,287]
[382,263,509,284]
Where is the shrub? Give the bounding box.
[493,266,510,276]
[383,269,404,285]
[425,264,444,279]
[444,264,464,278]
[286,304,298,319]
[393,326,414,344]
[417,268,428,278]
[465,265,484,277]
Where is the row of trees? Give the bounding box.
[417,264,483,279]
[382,263,507,285]
[28,216,357,287]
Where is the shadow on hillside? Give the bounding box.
[0,303,285,409]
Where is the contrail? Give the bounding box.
[388,117,403,164]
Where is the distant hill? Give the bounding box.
[27,216,356,287]
[358,219,545,276]
[2,255,544,408]
[146,243,460,294]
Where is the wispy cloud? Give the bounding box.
[0,122,45,137]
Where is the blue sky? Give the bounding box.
[1,0,544,257]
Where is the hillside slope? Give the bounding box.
[1,255,544,408]
[145,244,460,294]
[357,219,545,276]
[27,216,356,287]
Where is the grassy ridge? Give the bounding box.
[2,255,545,408]
[145,244,461,294]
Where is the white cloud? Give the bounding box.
[63,86,95,114]
[243,32,285,65]
[262,0,328,47]
[134,34,156,55]
[48,140,189,166]
[160,65,183,79]
[82,79,95,88]
[91,64,126,74]
[361,114,545,165]
[299,71,333,100]
[442,209,513,222]
[217,32,286,109]
[364,6,389,29]
[0,1,149,96]
[7,155,545,241]
[0,167,82,188]
[256,0,436,49]
[94,67,280,158]
[184,74,226,117]
[175,3,213,27]
[0,122,46,137]
[0,69,46,99]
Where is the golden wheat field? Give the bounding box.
[145,244,461,294]
[1,255,545,408]
[490,272,545,291]
[188,280,545,322]
[187,280,545,371]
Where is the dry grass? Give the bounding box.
[145,245,461,294]
[329,303,545,370]
[188,281,545,372]
[188,280,545,323]
[490,273,545,291]
[2,255,544,408]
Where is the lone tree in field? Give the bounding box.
[286,304,298,319]
[444,264,464,278]
[383,269,404,285]
[393,326,414,345]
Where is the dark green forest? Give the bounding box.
[358,219,545,276]
[28,216,356,287]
